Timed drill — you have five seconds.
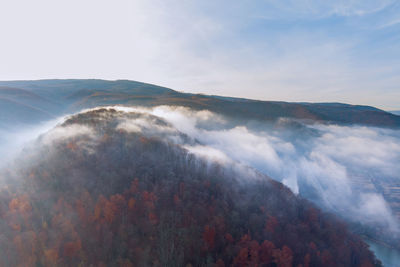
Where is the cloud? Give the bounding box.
[310,125,400,177]
[40,124,94,144]
[144,106,400,231]
[42,105,398,233]
[0,116,66,167]
[2,105,399,234]
[358,193,398,231]
[183,145,229,163]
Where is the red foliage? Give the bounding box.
[129,178,139,194]
[148,212,158,225]
[225,233,234,243]
[142,191,157,202]
[203,225,216,250]
[215,258,225,267]
[273,245,293,267]
[361,262,374,267]
[63,241,81,258]
[233,247,249,266]
[265,216,278,233]
[321,249,334,266]
[249,240,260,265]
[260,240,276,264]
[303,253,311,267]
[173,194,181,205]
[66,142,78,151]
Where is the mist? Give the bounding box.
[1,106,385,266]
[59,105,400,235]
[0,117,67,168]
[1,105,399,246]
[142,106,400,233]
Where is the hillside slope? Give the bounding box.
[0,108,381,266]
[0,79,399,128]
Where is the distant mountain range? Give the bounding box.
[1,79,399,129]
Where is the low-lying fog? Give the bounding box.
[0,117,65,168]
[130,106,400,234]
[1,105,399,240]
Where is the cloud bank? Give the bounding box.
[2,105,399,236]
[147,106,400,232]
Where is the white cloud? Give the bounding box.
[358,193,398,231]
[72,106,400,232]
[41,124,94,144]
[0,116,66,167]
[183,145,230,163]
[2,105,399,234]
[145,106,400,230]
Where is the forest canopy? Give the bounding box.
[0,108,381,266]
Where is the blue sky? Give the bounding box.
[0,0,399,109]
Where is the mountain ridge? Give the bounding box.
[0,79,399,129]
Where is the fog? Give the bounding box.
[147,106,400,233]
[1,105,399,238]
[1,105,385,266]
[0,117,66,168]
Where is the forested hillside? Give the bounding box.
[0,79,399,129]
[0,109,381,266]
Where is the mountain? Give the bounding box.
[0,108,381,266]
[391,110,400,116]
[0,86,59,129]
[0,79,399,129]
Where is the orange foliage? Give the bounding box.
[128,197,136,210]
[44,249,59,266]
[104,200,117,223]
[111,194,126,207]
[66,142,78,151]
[9,196,32,214]
[13,231,38,266]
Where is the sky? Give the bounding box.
[0,0,400,110]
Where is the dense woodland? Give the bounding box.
[0,109,381,266]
